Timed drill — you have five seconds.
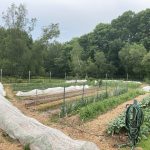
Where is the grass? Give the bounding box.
[12,81,64,91]
[24,144,30,150]
[138,135,150,150]
[79,90,144,121]
[9,78,141,92]
[102,80,141,89]
[11,79,87,91]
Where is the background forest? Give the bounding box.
[0,4,150,80]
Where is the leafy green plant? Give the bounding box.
[24,144,30,150]
[60,86,128,117]
[79,90,144,121]
[107,96,150,141]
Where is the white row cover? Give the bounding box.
[142,86,150,92]
[16,85,89,97]
[103,80,142,84]
[66,80,87,83]
[0,83,99,150]
[0,83,6,96]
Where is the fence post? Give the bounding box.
[126,73,128,91]
[105,73,108,97]
[65,72,66,81]
[29,70,31,83]
[85,73,88,80]
[106,73,108,79]
[49,71,51,82]
[35,89,38,106]
[82,83,85,101]
[127,73,128,81]
[75,73,78,84]
[96,80,100,99]
[63,86,66,116]
[0,69,2,83]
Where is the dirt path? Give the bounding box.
[3,84,150,150]
[0,129,22,150]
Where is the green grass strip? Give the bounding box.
[79,90,144,121]
[138,135,150,150]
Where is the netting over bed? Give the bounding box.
[0,83,99,150]
[16,85,89,97]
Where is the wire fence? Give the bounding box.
[60,80,129,117]
[0,68,143,84]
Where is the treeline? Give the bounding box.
[0,4,150,80]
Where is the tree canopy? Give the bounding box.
[0,3,149,80]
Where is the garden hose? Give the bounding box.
[125,100,144,149]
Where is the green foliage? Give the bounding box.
[78,9,150,79]
[107,96,150,142]
[12,79,85,91]
[0,4,149,79]
[119,43,147,76]
[2,3,36,32]
[138,135,150,150]
[24,144,30,150]
[41,23,60,44]
[107,113,125,135]
[60,80,134,117]
[79,90,144,121]
[142,52,150,78]
[60,91,108,117]
[70,39,84,75]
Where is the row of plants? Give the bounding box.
[12,79,100,92]
[60,91,108,117]
[60,86,129,117]
[102,80,141,88]
[12,80,89,92]
[107,95,150,141]
[12,78,140,92]
[79,90,144,121]
[37,84,128,113]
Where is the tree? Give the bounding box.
[54,45,71,77]
[70,39,84,75]
[86,58,98,77]
[30,23,60,75]
[119,43,147,78]
[41,23,60,45]
[94,51,107,77]
[0,28,33,76]
[2,3,37,33]
[142,52,150,78]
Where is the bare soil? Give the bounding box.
[0,129,22,150]
[24,87,104,106]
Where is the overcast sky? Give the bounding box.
[0,0,150,42]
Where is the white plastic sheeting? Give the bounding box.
[0,83,6,96]
[0,83,99,150]
[66,80,87,83]
[16,85,89,97]
[142,86,150,92]
[123,81,142,84]
[103,80,142,84]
